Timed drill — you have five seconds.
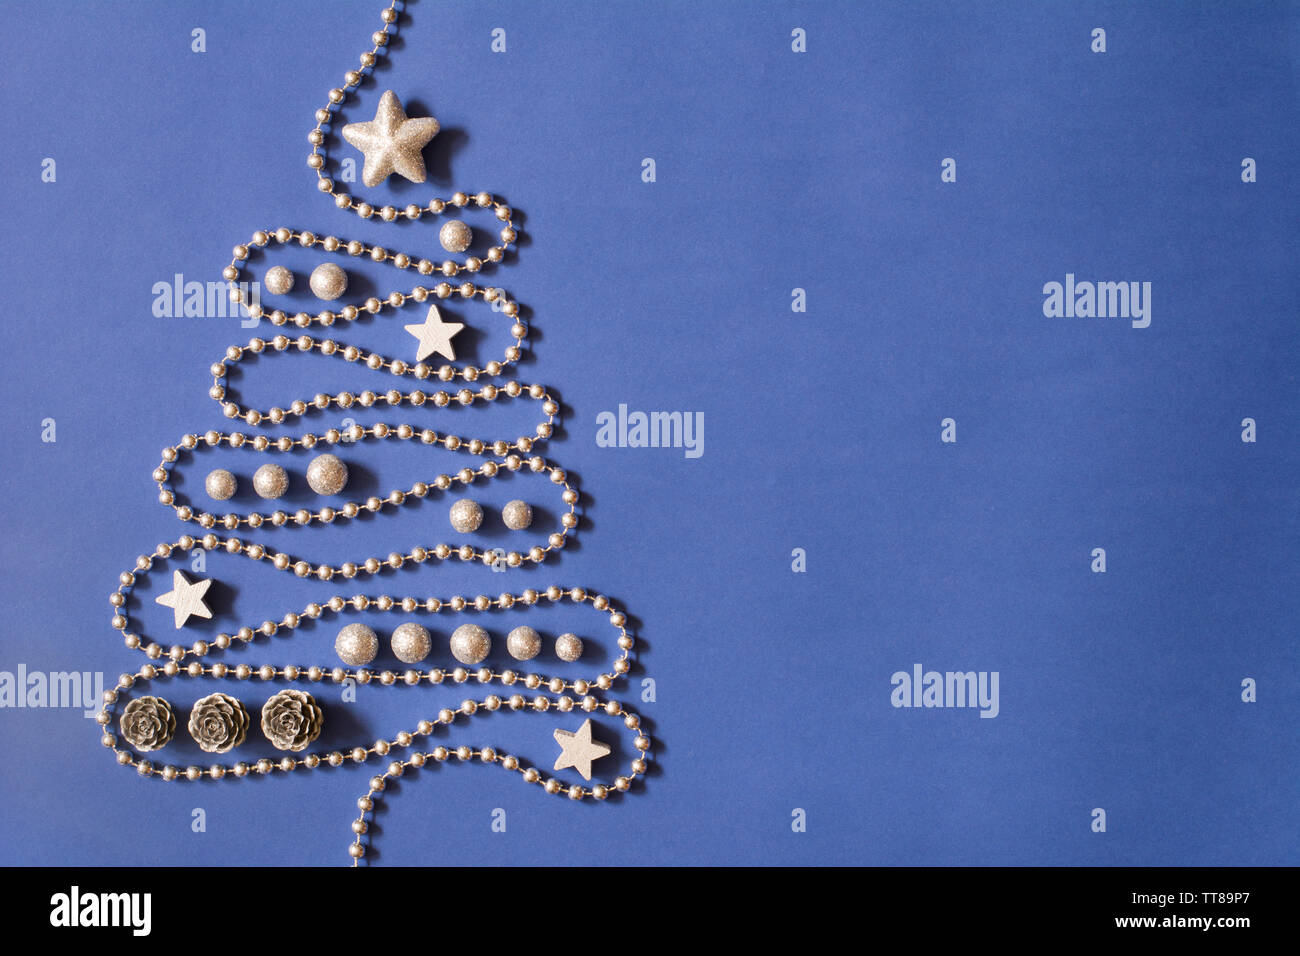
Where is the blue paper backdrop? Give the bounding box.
[0,0,1296,866]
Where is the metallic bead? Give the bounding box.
[252,462,289,499]
[506,625,541,661]
[449,623,490,665]
[188,693,250,753]
[555,633,584,662]
[390,622,431,664]
[309,262,348,301]
[501,499,533,531]
[204,469,237,501]
[448,498,483,533]
[119,696,176,752]
[439,219,472,253]
[335,623,379,666]
[305,453,349,495]
[264,265,294,296]
[260,689,324,752]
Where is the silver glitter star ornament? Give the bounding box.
[553,718,611,781]
[341,90,440,188]
[405,304,464,362]
[155,570,214,629]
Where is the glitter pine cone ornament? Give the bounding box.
[119,696,176,752]
[260,690,324,752]
[189,693,250,754]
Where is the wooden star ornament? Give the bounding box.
[155,570,213,629]
[553,718,611,781]
[341,90,440,188]
[404,304,464,362]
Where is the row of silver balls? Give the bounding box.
[335,621,584,668]
[261,221,475,299]
[449,497,533,532]
[205,453,351,500]
[207,461,534,533]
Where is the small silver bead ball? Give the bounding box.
[335,623,379,667]
[555,633,583,662]
[439,220,473,253]
[264,265,295,296]
[501,499,533,531]
[205,469,237,501]
[306,453,349,496]
[252,463,289,499]
[449,498,483,533]
[449,624,491,665]
[390,622,432,664]
[506,626,541,661]
[309,262,348,300]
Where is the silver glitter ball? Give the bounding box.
[205,468,237,501]
[449,498,483,533]
[555,633,584,662]
[252,463,289,499]
[506,625,541,661]
[449,623,491,665]
[501,499,533,531]
[335,623,379,666]
[439,219,473,253]
[309,262,348,301]
[390,622,432,664]
[264,265,295,296]
[306,453,349,496]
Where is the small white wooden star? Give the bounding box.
[341,90,440,188]
[404,304,465,362]
[154,570,213,629]
[552,718,611,781]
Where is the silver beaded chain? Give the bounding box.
[98,0,650,865]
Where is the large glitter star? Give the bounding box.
[552,718,611,781]
[154,570,214,630]
[404,304,465,362]
[341,90,440,188]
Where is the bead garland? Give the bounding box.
[99,0,651,865]
[222,229,522,331]
[99,534,646,800]
[153,405,578,563]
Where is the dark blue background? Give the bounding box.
[0,0,1296,865]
